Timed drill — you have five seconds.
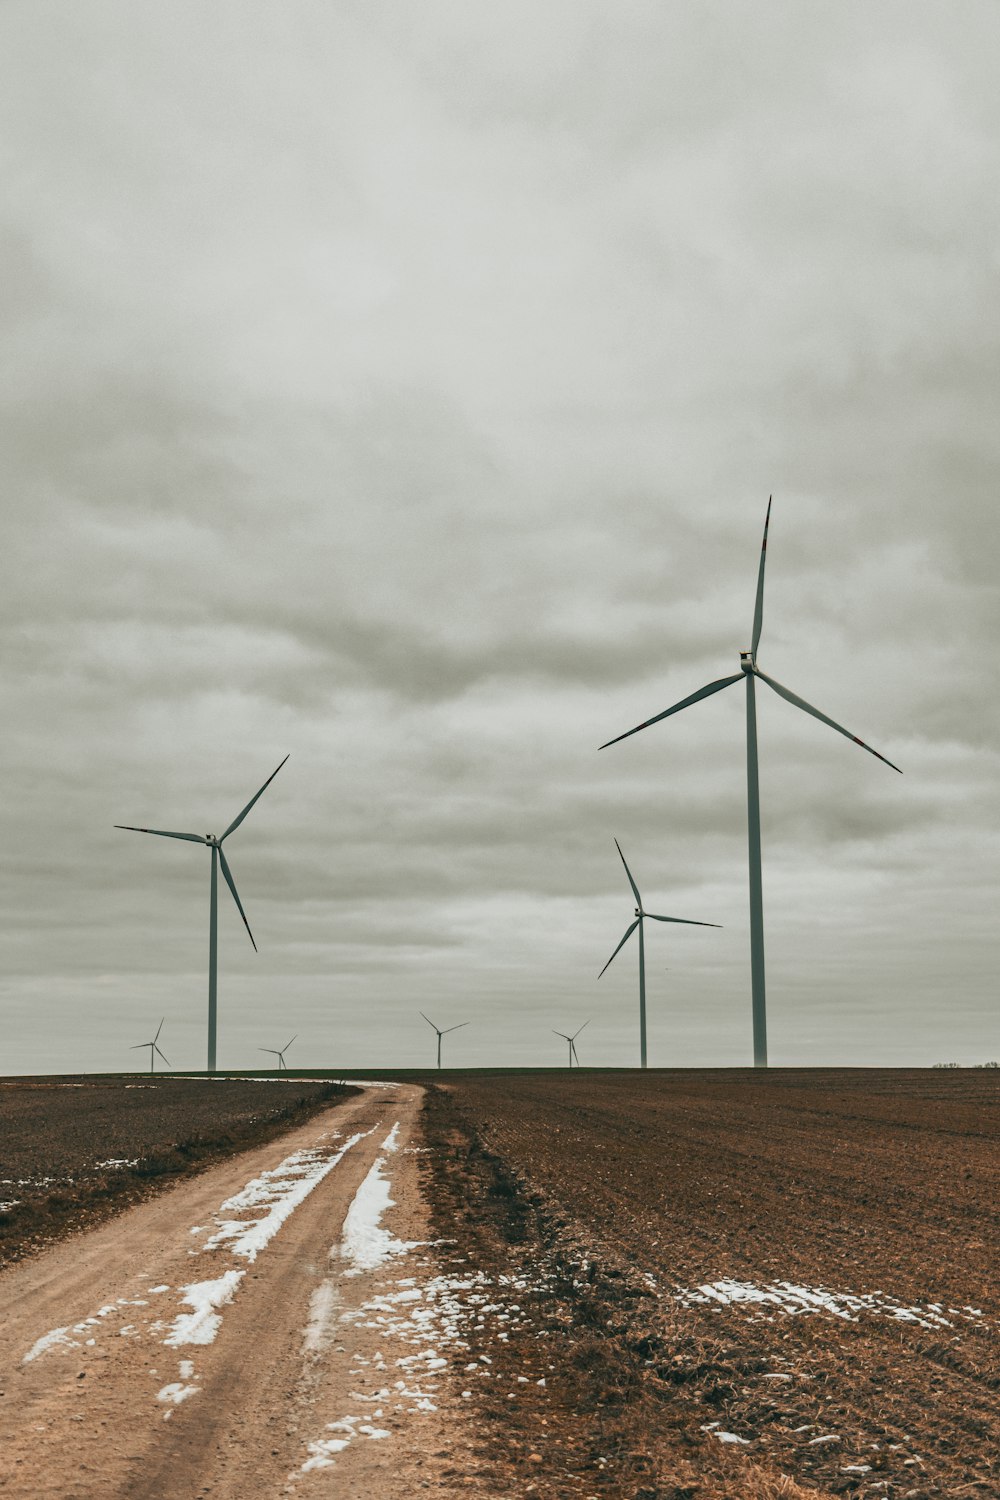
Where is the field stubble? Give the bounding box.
[0,1075,355,1267]
[420,1069,998,1500]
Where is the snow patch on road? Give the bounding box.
[164,1269,245,1346]
[340,1133,421,1276]
[24,1296,157,1363]
[303,1280,339,1355]
[197,1131,370,1263]
[23,1326,78,1363]
[157,1357,200,1405]
[157,1379,200,1404]
[301,1415,391,1471]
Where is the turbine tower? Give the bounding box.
[600,840,720,1069]
[259,1035,296,1072]
[601,498,901,1066]
[130,1018,169,1075]
[116,755,289,1074]
[420,1012,469,1070]
[553,1019,589,1068]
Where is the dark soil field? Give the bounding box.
[421,1069,999,1500]
[0,1075,354,1268]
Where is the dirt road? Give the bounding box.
[0,1082,481,1499]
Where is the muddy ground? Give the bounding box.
[0,1075,354,1267]
[420,1069,998,1500]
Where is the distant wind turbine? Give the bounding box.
[130,1017,169,1075]
[116,755,289,1074]
[600,840,720,1069]
[420,1012,469,1070]
[259,1035,296,1072]
[553,1019,589,1068]
[600,498,901,1067]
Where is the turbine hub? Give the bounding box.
[635,907,641,918]
[740,651,754,674]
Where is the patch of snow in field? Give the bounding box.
[198,1130,369,1262]
[96,1158,139,1169]
[701,1424,750,1445]
[674,1277,975,1329]
[164,1270,244,1346]
[382,1122,401,1152]
[0,1199,21,1211]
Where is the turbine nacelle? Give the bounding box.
[740,651,755,674]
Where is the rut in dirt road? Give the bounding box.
[0,1082,485,1500]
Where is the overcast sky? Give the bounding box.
[2,1,998,1074]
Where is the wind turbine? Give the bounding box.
[420,1012,469,1070]
[259,1035,296,1072]
[553,1019,589,1068]
[130,1018,169,1075]
[600,840,720,1069]
[600,498,901,1067]
[116,756,289,1074]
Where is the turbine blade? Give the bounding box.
[600,674,743,750]
[153,1018,165,1045]
[599,918,640,977]
[284,1036,297,1052]
[613,838,642,906]
[154,1045,170,1066]
[218,847,257,950]
[571,1041,580,1066]
[220,754,289,842]
[128,1043,146,1050]
[114,825,207,843]
[259,1048,279,1056]
[572,1019,591,1040]
[552,1030,571,1041]
[645,913,723,927]
[442,1022,470,1034]
[419,1012,439,1032]
[751,495,772,657]
[756,670,902,773]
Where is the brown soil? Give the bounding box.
[419,1069,999,1500]
[0,1076,356,1268]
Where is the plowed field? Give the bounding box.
[423,1069,999,1499]
[0,1076,353,1266]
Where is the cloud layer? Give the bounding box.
[1,2,997,1071]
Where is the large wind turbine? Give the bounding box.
[259,1035,296,1072]
[419,1012,469,1070]
[130,1018,169,1075]
[601,499,901,1067]
[552,1019,589,1068]
[600,840,720,1068]
[116,756,289,1074]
